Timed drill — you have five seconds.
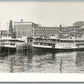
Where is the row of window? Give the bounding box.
[34,42,52,46]
[34,42,75,47]
[55,43,75,47]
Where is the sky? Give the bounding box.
[0,2,84,30]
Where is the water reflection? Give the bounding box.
[76,51,84,73]
[1,49,84,73]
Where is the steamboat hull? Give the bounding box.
[32,46,84,52]
[32,38,84,52]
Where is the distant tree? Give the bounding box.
[73,21,84,28]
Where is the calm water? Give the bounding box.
[0,49,84,73]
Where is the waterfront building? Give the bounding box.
[33,24,82,39]
[0,30,8,37]
[33,26,60,38]
[13,20,84,40]
[59,26,78,39]
[13,19,38,38]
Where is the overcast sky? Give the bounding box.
[0,2,84,30]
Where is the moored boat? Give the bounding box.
[0,36,27,51]
[32,36,84,51]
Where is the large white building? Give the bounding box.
[13,20,38,38]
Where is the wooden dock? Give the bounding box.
[16,41,33,52]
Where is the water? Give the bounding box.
[0,49,84,73]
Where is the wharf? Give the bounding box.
[16,41,33,52]
[23,42,33,51]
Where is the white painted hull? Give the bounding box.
[0,37,27,50]
[32,44,52,49]
[32,44,84,50]
[3,45,16,48]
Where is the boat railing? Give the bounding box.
[34,40,56,44]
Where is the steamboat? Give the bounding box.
[32,35,84,51]
[0,36,27,51]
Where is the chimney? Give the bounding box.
[21,19,23,22]
[9,20,13,33]
[9,20,13,37]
